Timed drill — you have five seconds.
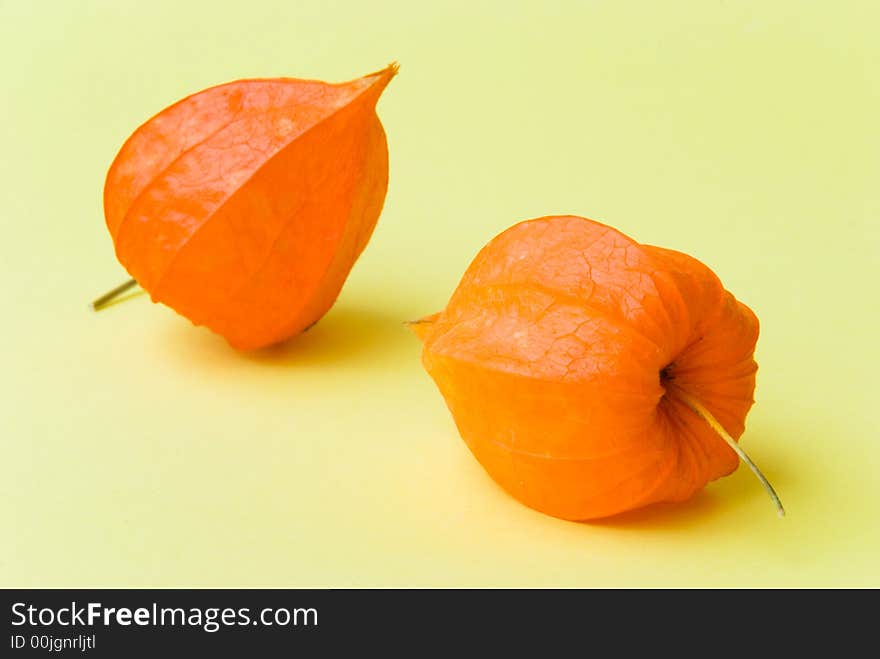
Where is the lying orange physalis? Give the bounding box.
[96,64,398,350]
[413,215,783,521]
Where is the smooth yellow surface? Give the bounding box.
[2,0,878,587]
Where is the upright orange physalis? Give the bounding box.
[100,64,397,350]
[414,215,783,521]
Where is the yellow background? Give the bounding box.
[2,0,878,587]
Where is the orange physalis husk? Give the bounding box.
[103,64,397,350]
[415,215,780,521]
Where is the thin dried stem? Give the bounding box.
[91,278,138,311]
[676,390,785,517]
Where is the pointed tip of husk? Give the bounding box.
[363,61,399,95]
[404,312,440,343]
[375,61,399,78]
